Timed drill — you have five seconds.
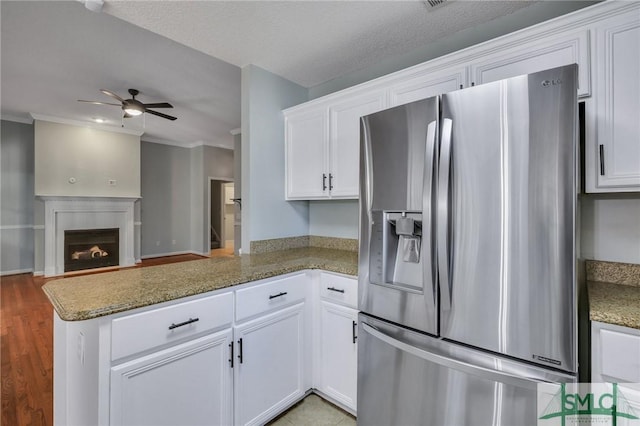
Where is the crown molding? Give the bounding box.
[30,113,144,136]
[230,128,241,136]
[1,114,34,124]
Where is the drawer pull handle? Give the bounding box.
[238,338,243,364]
[168,317,199,330]
[269,292,288,300]
[327,287,345,293]
[352,321,358,344]
[229,342,234,368]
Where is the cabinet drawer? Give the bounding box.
[320,273,357,308]
[111,292,233,361]
[600,328,640,382]
[235,273,307,322]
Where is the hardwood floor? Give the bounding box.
[0,254,207,426]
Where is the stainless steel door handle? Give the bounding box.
[424,119,438,307]
[362,322,544,390]
[437,118,453,311]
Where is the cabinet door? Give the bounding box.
[590,10,640,191]
[285,107,328,199]
[110,330,233,426]
[328,91,387,198]
[471,29,590,97]
[318,301,358,412]
[591,321,640,416]
[389,66,468,107]
[234,303,306,426]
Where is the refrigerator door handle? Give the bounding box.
[361,117,374,221]
[437,118,453,310]
[362,323,544,390]
[424,119,438,305]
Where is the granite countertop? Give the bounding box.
[43,247,358,322]
[587,260,640,330]
[588,281,640,330]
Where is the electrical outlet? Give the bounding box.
[108,179,117,186]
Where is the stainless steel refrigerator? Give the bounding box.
[358,64,585,425]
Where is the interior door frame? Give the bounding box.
[207,176,233,253]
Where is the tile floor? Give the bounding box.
[267,394,356,426]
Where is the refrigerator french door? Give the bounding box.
[358,316,575,426]
[358,65,579,425]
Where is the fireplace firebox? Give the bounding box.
[64,228,119,272]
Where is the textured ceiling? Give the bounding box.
[104,1,536,88]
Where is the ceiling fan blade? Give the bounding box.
[146,109,177,121]
[100,89,124,102]
[143,102,173,109]
[78,100,121,106]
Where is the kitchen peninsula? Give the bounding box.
[44,244,359,426]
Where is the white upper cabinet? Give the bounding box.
[285,107,328,199]
[389,65,468,107]
[328,91,388,198]
[285,90,387,200]
[284,2,639,197]
[470,29,591,97]
[587,6,640,192]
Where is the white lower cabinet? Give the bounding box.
[56,271,357,425]
[234,303,307,426]
[591,321,640,383]
[317,301,358,412]
[110,329,234,426]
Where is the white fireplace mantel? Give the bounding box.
[41,197,138,277]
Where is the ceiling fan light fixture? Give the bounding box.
[123,105,143,116]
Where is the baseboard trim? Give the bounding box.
[1,268,34,276]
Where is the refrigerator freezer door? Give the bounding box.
[438,65,578,372]
[359,97,439,335]
[358,314,575,426]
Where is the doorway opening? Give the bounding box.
[209,179,235,258]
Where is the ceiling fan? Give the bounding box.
[78,89,177,121]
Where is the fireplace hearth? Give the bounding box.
[64,228,119,272]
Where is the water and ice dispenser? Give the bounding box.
[369,210,424,292]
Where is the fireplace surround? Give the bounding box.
[41,197,137,277]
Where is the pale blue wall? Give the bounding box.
[309,200,359,239]
[241,65,309,251]
[1,120,34,274]
[140,141,192,257]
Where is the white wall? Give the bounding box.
[34,120,140,197]
[581,195,640,264]
[241,65,309,252]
